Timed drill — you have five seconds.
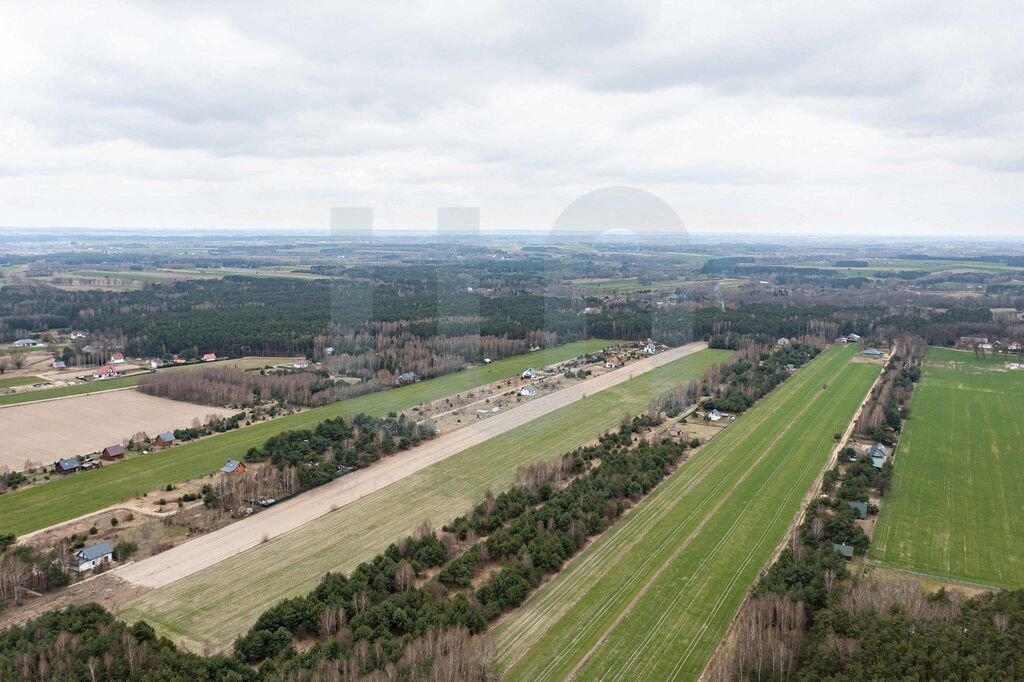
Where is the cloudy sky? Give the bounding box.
[1,1,1023,235]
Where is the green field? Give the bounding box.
[0,341,611,536]
[0,375,46,389]
[0,374,144,406]
[496,345,879,681]
[119,348,729,650]
[871,348,1024,587]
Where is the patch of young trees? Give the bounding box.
[241,414,436,492]
[232,422,688,677]
[139,366,338,408]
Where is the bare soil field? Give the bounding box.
[0,391,233,469]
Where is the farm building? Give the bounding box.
[51,359,66,369]
[53,457,82,475]
[861,348,884,358]
[776,337,790,346]
[707,409,723,422]
[74,541,114,573]
[395,371,419,386]
[13,338,39,347]
[202,353,217,362]
[848,501,869,520]
[832,542,855,561]
[846,333,861,341]
[109,352,125,364]
[292,358,309,369]
[869,443,889,469]
[92,365,120,379]
[101,444,125,461]
[155,432,176,447]
[519,384,537,397]
[221,459,246,475]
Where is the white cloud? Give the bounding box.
[0,0,1022,235]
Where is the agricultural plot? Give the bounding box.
[496,345,879,681]
[0,391,234,470]
[118,348,728,651]
[0,375,45,389]
[0,341,611,536]
[871,348,1024,587]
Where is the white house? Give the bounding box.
[776,337,790,347]
[293,358,309,369]
[109,352,125,364]
[846,333,861,341]
[74,541,114,572]
[521,368,535,379]
[13,338,38,347]
[519,384,537,397]
[643,342,657,355]
[707,409,723,421]
[92,365,119,379]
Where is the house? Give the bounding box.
[861,348,884,358]
[483,358,492,364]
[92,365,119,379]
[776,337,790,347]
[292,358,309,369]
[221,459,246,475]
[521,368,535,380]
[395,371,419,386]
[325,346,335,355]
[101,444,125,461]
[109,352,125,364]
[643,341,658,355]
[519,384,537,397]
[54,457,82,475]
[202,353,217,362]
[155,432,175,448]
[978,343,994,351]
[1009,342,1022,352]
[69,331,87,339]
[832,543,855,561]
[707,409,723,422]
[13,338,39,347]
[149,359,160,369]
[51,359,66,369]
[869,443,889,469]
[846,333,861,341]
[605,357,623,369]
[836,336,849,344]
[848,501,869,520]
[74,541,114,573]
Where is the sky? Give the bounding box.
[1,1,1023,236]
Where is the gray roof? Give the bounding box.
[832,542,855,558]
[869,443,889,458]
[848,501,869,519]
[221,459,242,473]
[157,432,175,442]
[104,444,125,455]
[57,457,81,469]
[77,541,113,562]
[862,348,884,356]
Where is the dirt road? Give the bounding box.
[117,342,708,589]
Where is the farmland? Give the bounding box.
[871,348,1024,587]
[495,345,879,681]
[0,340,610,536]
[0,376,43,389]
[0,391,234,469]
[117,348,728,651]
